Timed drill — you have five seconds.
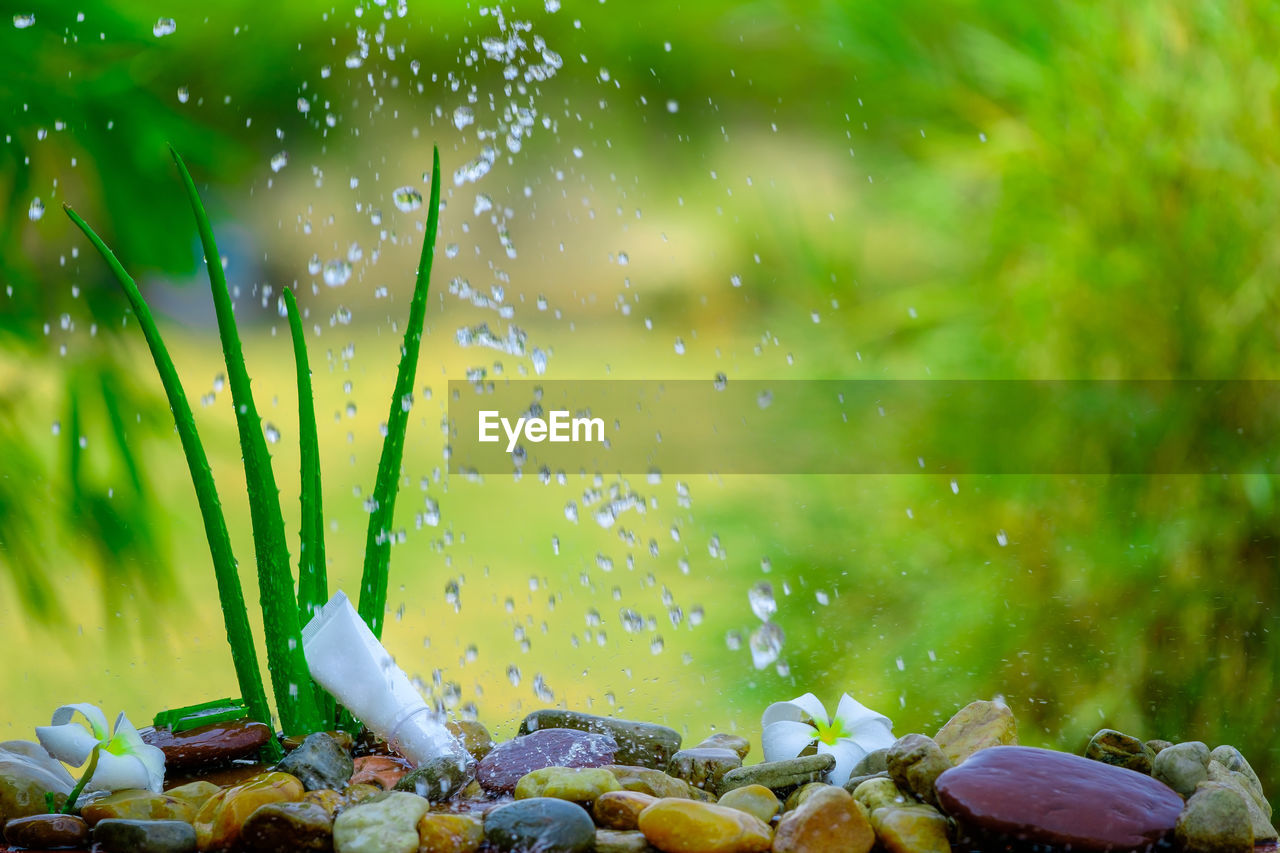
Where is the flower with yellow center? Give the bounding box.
[761,692,895,787]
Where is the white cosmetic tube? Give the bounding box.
[302,590,469,771]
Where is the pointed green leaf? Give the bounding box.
[283,287,334,729]
[169,148,322,736]
[357,146,441,639]
[62,203,278,754]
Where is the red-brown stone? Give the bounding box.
[476,729,617,794]
[142,720,271,772]
[936,745,1184,852]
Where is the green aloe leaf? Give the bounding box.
[169,147,322,736]
[283,287,334,729]
[357,146,441,639]
[62,203,278,754]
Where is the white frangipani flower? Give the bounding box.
[36,703,165,794]
[761,692,896,786]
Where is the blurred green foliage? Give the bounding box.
[2,0,1278,801]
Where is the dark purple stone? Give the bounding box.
[476,728,618,794]
[141,719,271,771]
[936,745,1184,852]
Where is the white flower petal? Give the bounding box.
[761,692,830,727]
[762,719,818,762]
[133,743,166,793]
[833,693,894,733]
[50,704,110,740]
[817,738,867,787]
[84,751,152,793]
[106,712,145,752]
[35,722,100,766]
[0,742,75,792]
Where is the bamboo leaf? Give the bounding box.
[169,148,322,736]
[357,146,441,639]
[283,287,334,728]
[62,203,279,755]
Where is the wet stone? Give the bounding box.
[1153,741,1211,797]
[666,747,742,792]
[93,818,198,853]
[332,791,429,853]
[887,734,952,807]
[717,784,780,824]
[1177,784,1254,853]
[477,728,618,794]
[605,765,696,799]
[417,812,484,853]
[782,782,828,813]
[483,797,595,853]
[240,800,334,851]
[933,700,1017,765]
[637,798,773,853]
[772,785,874,853]
[595,790,659,830]
[446,720,495,762]
[1085,728,1155,774]
[935,745,1184,852]
[164,780,221,814]
[514,766,621,804]
[696,734,750,760]
[1209,746,1269,816]
[393,754,474,802]
[851,748,889,777]
[520,710,682,770]
[192,770,305,852]
[275,732,354,792]
[596,828,659,853]
[0,742,72,823]
[2,813,89,849]
[350,755,411,790]
[301,788,345,818]
[1203,766,1277,842]
[718,753,835,796]
[850,776,911,812]
[80,788,198,826]
[870,803,951,853]
[142,720,271,772]
[843,771,890,793]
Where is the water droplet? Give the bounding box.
[564,502,579,523]
[13,14,35,29]
[307,254,322,276]
[270,151,288,173]
[713,373,727,391]
[666,99,679,113]
[996,530,1009,547]
[748,582,776,621]
[452,106,475,130]
[27,197,44,221]
[392,186,422,212]
[749,622,784,669]
[177,86,190,103]
[345,51,363,68]
[730,274,742,287]
[545,0,560,10]
[152,17,176,37]
[264,423,280,444]
[506,664,521,686]
[212,373,226,392]
[323,260,352,287]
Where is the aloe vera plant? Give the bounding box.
[65,144,443,740]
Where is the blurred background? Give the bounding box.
[3,0,1279,798]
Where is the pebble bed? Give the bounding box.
[0,701,1274,852]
